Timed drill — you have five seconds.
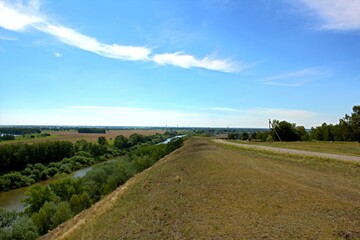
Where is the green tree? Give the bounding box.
[51,202,73,228]
[97,137,108,145]
[31,201,57,235]
[241,132,249,140]
[24,185,57,215]
[128,134,145,146]
[114,135,128,149]
[349,105,360,142]
[271,120,300,141]
[70,192,91,214]
[0,209,38,240]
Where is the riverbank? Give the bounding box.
[0,162,104,211]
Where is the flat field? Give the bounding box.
[0,130,165,145]
[44,137,360,239]
[230,140,360,156]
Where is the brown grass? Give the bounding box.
[43,137,360,239]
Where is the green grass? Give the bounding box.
[230,140,360,156]
[0,133,60,145]
[44,137,360,240]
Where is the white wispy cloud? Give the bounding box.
[152,52,238,72]
[296,0,360,30]
[262,67,331,87]
[36,24,151,61]
[0,0,239,72]
[0,0,42,31]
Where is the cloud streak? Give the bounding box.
[153,52,239,72]
[36,24,151,61]
[297,0,360,30]
[0,0,238,72]
[0,0,42,31]
[261,67,331,87]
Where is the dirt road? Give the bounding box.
[214,139,360,163]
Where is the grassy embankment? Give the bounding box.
[229,140,360,156]
[44,137,360,240]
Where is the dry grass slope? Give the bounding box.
[43,137,360,239]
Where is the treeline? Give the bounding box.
[227,105,360,142]
[0,135,15,141]
[0,141,75,173]
[77,128,106,134]
[311,106,360,142]
[0,127,41,135]
[0,138,184,239]
[228,121,309,142]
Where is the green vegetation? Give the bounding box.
[228,105,360,143]
[311,106,360,142]
[0,132,178,191]
[0,141,75,173]
[0,137,184,238]
[0,127,41,136]
[46,137,360,239]
[0,209,38,240]
[0,135,15,141]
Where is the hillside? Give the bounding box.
[43,137,360,239]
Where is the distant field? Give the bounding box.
[230,140,360,156]
[0,130,165,145]
[44,137,360,239]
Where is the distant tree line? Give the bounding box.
[0,137,185,239]
[311,105,360,142]
[0,135,15,141]
[227,105,360,142]
[77,128,106,134]
[0,141,75,173]
[0,127,41,135]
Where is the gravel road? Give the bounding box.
[214,139,360,163]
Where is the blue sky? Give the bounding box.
[0,0,359,128]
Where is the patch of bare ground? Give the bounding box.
[43,137,360,239]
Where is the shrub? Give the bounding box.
[0,209,38,240]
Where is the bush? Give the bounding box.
[31,201,58,235]
[0,209,38,240]
[0,172,32,191]
[51,202,73,228]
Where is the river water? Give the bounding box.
[0,167,94,212]
[158,135,186,144]
[0,135,185,212]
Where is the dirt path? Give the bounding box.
[214,139,360,163]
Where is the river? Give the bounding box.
[0,166,94,212]
[158,135,186,144]
[0,135,185,212]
